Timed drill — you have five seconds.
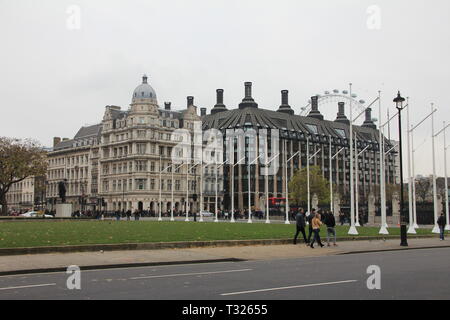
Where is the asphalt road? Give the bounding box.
[0,247,449,300]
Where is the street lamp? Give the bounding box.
[265,152,280,224]
[215,160,228,223]
[306,137,321,216]
[394,91,408,247]
[231,156,245,223]
[409,108,438,229]
[432,116,450,233]
[159,158,172,222]
[248,154,262,224]
[354,134,370,227]
[285,141,300,225]
[329,136,345,214]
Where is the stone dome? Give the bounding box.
[132,75,157,104]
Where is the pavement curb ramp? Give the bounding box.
[0,234,438,256]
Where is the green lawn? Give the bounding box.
[0,220,441,249]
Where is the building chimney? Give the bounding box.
[277,90,294,115]
[335,102,350,125]
[307,96,324,120]
[239,82,258,109]
[362,107,376,129]
[211,89,228,114]
[200,108,207,116]
[187,96,194,107]
[164,102,171,111]
[53,137,61,147]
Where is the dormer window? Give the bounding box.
[306,124,318,134]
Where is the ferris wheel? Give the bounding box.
[300,89,375,120]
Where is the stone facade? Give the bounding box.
[46,75,215,214]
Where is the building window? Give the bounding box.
[306,124,319,134]
[137,144,146,155]
[150,179,155,190]
[136,179,146,190]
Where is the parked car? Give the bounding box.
[200,211,214,217]
[20,211,54,218]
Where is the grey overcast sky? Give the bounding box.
[1,0,449,176]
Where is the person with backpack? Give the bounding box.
[293,208,308,245]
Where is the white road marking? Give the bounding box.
[0,283,56,291]
[129,268,253,280]
[221,280,358,296]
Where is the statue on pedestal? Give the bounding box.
[58,180,67,203]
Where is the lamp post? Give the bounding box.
[378,96,402,234]
[443,122,450,231]
[394,91,408,247]
[406,97,416,234]
[307,138,321,216]
[355,134,370,227]
[432,119,450,232]
[159,157,172,222]
[215,160,228,222]
[248,154,262,224]
[329,136,345,214]
[431,103,440,234]
[231,156,245,223]
[285,143,300,225]
[348,83,358,235]
[409,108,438,229]
[378,91,388,234]
[265,152,280,224]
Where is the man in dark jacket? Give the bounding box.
[324,210,337,246]
[438,213,446,241]
[307,209,316,243]
[293,209,308,245]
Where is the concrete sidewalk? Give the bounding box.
[0,238,448,275]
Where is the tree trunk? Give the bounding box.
[0,192,8,216]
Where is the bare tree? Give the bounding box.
[0,137,47,215]
[415,178,431,203]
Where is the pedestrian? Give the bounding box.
[293,208,308,245]
[134,209,140,221]
[310,212,324,248]
[324,211,337,247]
[339,211,344,226]
[438,212,446,241]
[307,209,316,243]
[126,210,131,221]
